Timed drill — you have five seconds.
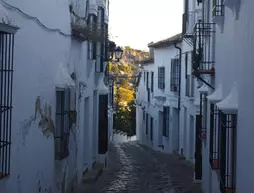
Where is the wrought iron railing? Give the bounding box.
[192,21,215,74]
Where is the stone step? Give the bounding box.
[82,163,104,183]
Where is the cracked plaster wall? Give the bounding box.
[0,1,96,193]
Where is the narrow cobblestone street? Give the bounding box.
[78,141,202,193]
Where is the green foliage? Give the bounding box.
[109,47,149,136]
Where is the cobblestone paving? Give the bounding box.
[79,141,202,193]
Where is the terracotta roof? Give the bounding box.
[148,33,182,48]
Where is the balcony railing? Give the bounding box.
[70,5,106,42]
[212,0,224,17]
[192,21,215,75]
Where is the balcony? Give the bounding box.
[70,5,106,42]
[182,12,196,46]
[192,22,215,76]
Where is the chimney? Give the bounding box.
[148,41,154,59]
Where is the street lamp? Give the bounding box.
[107,41,123,62]
[114,46,123,62]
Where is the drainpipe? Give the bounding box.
[174,42,182,154]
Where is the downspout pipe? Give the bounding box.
[174,42,182,154]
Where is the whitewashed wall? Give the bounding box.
[0,0,108,193]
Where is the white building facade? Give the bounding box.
[0,0,113,192]
[136,35,184,154]
[182,0,254,193]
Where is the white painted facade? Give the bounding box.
[136,37,185,155]
[0,0,112,193]
[182,0,254,193]
[137,0,254,192]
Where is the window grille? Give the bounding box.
[158,67,165,89]
[147,88,150,103]
[170,58,180,92]
[209,104,220,169]
[95,7,105,72]
[0,32,15,179]
[199,94,207,144]
[150,117,153,141]
[151,71,154,92]
[212,0,224,17]
[219,112,237,193]
[163,107,170,137]
[87,14,97,60]
[145,113,148,135]
[55,89,71,160]
[146,72,149,90]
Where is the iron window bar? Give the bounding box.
[219,112,237,193]
[170,58,180,92]
[212,0,225,17]
[151,71,154,92]
[158,67,165,90]
[0,32,15,180]
[147,88,150,103]
[209,104,220,169]
[145,113,148,135]
[146,72,149,90]
[55,89,71,160]
[199,94,207,142]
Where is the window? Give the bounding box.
[0,32,15,179]
[87,14,97,60]
[147,88,150,102]
[163,107,170,137]
[146,72,149,90]
[170,58,180,92]
[98,94,108,154]
[158,67,165,89]
[209,104,220,169]
[185,53,194,97]
[212,0,224,17]
[200,94,208,145]
[150,117,153,141]
[145,113,148,135]
[151,71,154,92]
[186,75,195,97]
[55,89,71,160]
[219,112,237,193]
[95,7,105,72]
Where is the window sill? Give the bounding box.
[0,173,9,180]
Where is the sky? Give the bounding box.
[108,0,183,51]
